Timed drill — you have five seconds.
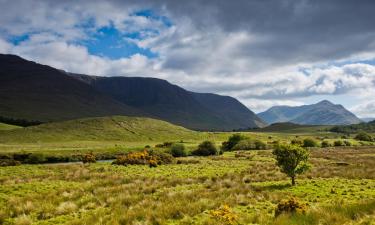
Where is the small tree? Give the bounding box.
[302,138,318,148]
[272,144,310,186]
[221,134,246,151]
[170,143,187,157]
[192,141,218,156]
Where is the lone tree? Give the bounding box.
[272,144,310,186]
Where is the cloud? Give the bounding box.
[351,101,375,118]
[0,0,375,115]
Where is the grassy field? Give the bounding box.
[1,116,375,224]
[0,148,374,224]
[0,123,20,131]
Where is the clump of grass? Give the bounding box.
[55,202,77,215]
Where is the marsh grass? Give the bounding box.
[0,148,374,224]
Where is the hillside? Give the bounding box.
[0,54,265,131]
[258,100,362,125]
[0,54,143,122]
[0,122,20,131]
[254,122,331,133]
[331,120,375,133]
[0,116,201,143]
[72,74,266,130]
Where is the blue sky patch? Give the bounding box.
[83,25,158,59]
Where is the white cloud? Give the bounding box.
[0,0,375,116]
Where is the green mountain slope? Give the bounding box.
[0,122,20,131]
[0,54,144,122]
[0,116,201,143]
[73,74,265,130]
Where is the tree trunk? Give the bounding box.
[291,176,296,186]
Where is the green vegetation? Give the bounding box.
[302,138,318,147]
[1,148,375,224]
[0,116,202,143]
[331,120,375,133]
[0,122,20,131]
[221,134,246,151]
[355,132,374,142]
[1,115,375,224]
[170,143,187,157]
[192,141,218,156]
[272,144,310,185]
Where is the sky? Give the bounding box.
[0,0,375,118]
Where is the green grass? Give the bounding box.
[1,116,375,224]
[0,116,205,143]
[0,122,20,131]
[1,149,374,224]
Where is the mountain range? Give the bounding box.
[0,54,265,131]
[258,100,362,125]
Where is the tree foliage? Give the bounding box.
[192,141,218,156]
[272,144,310,185]
[221,134,247,151]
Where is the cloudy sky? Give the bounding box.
[1,0,375,117]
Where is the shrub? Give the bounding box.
[275,198,307,217]
[170,143,187,157]
[0,159,21,167]
[192,141,218,156]
[344,140,352,146]
[112,149,174,166]
[232,139,254,150]
[209,205,237,225]
[291,139,303,146]
[232,139,267,151]
[221,134,246,151]
[302,138,318,148]
[334,140,344,147]
[272,144,310,185]
[25,153,46,164]
[153,151,175,164]
[155,142,174,148]
[355,132,373,142]
[321,140,331,148]
[82,152,96,164]
[254,140,267,150]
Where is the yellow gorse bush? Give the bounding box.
[209,204,238,225]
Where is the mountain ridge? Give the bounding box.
[258,100,362,125]
[0,54,265,131]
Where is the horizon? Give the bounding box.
[1,0,375,117]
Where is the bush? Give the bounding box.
[0,159,21,167]
[321,140,331,148]
[302,138,318,148]
[25,153,46,164]
[275,198,307,217]
[170,143,187,157]
[155,142,174,148]
[344,140,352,146]
[82,152,96,163]
[233,139,267,150]
[355,132,373,142]
[112,149,174,167]
[192,141,218,156]
[221,134,246,151]
[254,140,267,150]
[291,139,303,146]
[334,140,344,146]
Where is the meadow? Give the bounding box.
[1,117,375,224]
